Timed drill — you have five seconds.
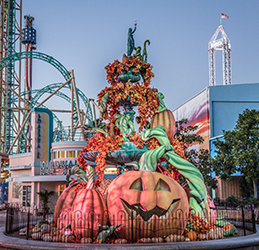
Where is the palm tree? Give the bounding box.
[37,188,55,220]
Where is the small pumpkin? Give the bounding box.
[165,234,185,242]
[121,54,129,64]
[186,231,197,241]
[81,237,93,243]
[139,238,152,243]
[208,230,219,240]
[150,109,175,141]
[151,237,163,243]
[114,238,127,244]
[224,223,235,230]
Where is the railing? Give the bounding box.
[5,203,257,243]
[53,126,96,142]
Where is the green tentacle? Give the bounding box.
[141,125,207,216]
[138,145,170,171]
[92,127,109,137]
[125,161,140,170]
[125,146,170,172]
[115,113,134,142]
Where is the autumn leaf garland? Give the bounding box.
[78,131,185,184]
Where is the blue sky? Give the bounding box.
[21,1,259,126]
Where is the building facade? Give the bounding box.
[173,83,259,200]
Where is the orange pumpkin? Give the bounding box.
[186,231,197,241]
[122,54,129,64]
[224,224,235,230]
[150,109,175,141]
[54,186,77,224]
[70,186,108,239]
[205,193,217,226]
[107,171,189,240]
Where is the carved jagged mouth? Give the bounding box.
[121,198,180,221]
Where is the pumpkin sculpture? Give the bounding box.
[205,194,217,226]
[107,146,189,241]
[70,166,108,239]
[54,186,77,224]
[54,165,88,224]
[150,93,175,141]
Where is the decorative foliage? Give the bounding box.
[77,129,186,184]
[97,55,158,131]
[185,210,211,235]
[77,132,124,183]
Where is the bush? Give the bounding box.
[226,195,240,207]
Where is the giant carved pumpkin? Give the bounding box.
[150,109,175,141]
[107,171,189,240]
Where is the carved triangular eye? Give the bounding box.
[129,178,143,191]
[155,178,171,192]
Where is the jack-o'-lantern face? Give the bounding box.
[107,171,189,240]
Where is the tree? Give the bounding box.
[211,109,259,198]
[37,188,55,220]
[174,119,217,189]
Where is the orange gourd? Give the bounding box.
[107,171,189,240]
[70,187,108,239]
[121,54,129,64]
[224,224,235,230]
[54,167,108,240]
[150,109,175,141]
[186,231,197,241]
[54,186,77,224]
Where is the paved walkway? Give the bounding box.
[0,226,259,250]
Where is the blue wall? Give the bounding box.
[209,83,259,138]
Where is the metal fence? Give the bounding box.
[5,203,257,243]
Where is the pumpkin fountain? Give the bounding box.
[53,25,236,244]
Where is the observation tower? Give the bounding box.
[208,24,232,86]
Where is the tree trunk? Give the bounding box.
[253,179,258,198]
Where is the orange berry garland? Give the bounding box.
[77,130,186,183]
[97,56,159,132]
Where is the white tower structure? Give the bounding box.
[208,25,232,86]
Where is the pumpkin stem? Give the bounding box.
[66,165,88,186]
[157,92,167,112]
[86,165,94,189]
